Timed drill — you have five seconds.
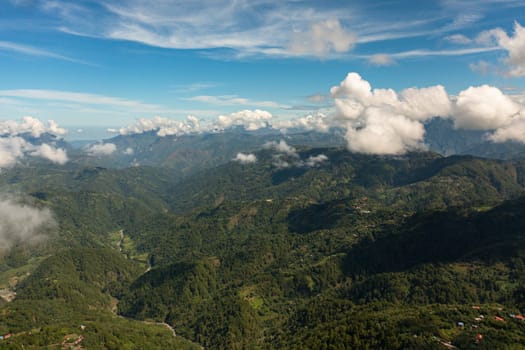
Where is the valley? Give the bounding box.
[1,135,525,348]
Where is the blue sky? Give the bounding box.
[1,0,525,138]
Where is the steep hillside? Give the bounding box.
[115,192,525,349]
[167,149,525,213]
[0,248,200,349]
[425,118,525,159]
[2,150,525,348]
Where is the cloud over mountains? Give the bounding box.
[233,153,257,164]
[85,143,117,156]
[30,143,68,165]
[98,69,525,156]
[263,140,328,169]
[215,110,273,131]
[0,117,68,168]
[118,116,201,137]
[329,72,525,154]
[0,116,66,138]
[0,196,56,251]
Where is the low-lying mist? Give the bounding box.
[0,196,56,251]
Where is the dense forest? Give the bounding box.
[2,147,525,349]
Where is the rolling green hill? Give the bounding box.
[166,149,525,214]
[2,149,525,348]
[0,248,200,349]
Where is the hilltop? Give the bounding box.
[1,145,525,348]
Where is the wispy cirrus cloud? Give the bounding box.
[388,46,499,58]
[0,89,215,122]
[444,34,473,45]
[171,82,219,93]
[307,94,328,104]
[0,40,93,65]
[187,95,287,109]
[363,46,501,65]
[20,0,511,60]
[440,0,525,12]
[0,89,166,112]
[368,54,396,66]
[4,0,522,68]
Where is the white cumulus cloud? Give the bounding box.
[398,85,452,121]
[85,143,117,156]
[303,154,328,167]
[329,72,450,154]
[0,138,69,168]
[331,72,373,104]
[289,19,356,57]
[263,140,299,158]
[454,85,520,130]
[0,137,28,168]
[0,116,66,137]
[273,113,331,133]
[0,117,69,168]
[331,72,451,122]
[47,120,67,136]
[233,152,257,164]
[488,115,525,143]
[264,140,328,168]
[329,71,525,149]
[345,108,426,155]
[214,109,273,131]
[272,156,291,169]
[30,143,69,165]
[0,197,55,250]
[119,115,201,136]
[477,21,525,77]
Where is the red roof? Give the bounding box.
[494,316,505,322]
[515,315,525,320]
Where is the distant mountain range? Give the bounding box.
[56,119,525,173]
[424,118,525,159]
[15,119,525,177]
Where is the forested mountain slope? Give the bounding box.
[2,150,525,348]
[168,149,525,213]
